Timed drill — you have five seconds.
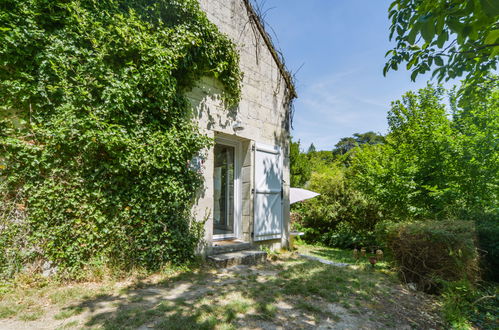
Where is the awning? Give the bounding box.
[290,187,320,204]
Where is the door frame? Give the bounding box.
[212,137,242,241]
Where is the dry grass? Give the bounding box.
[0,245,443,329]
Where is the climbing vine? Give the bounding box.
[0,0,241,276]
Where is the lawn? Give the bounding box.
[0,244,443,329]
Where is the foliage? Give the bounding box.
[385,0,499,85]
[306,143,316,154]
[292,165,380,249]
[289,139,311,187]
[334,137,358,155]
[334,131,385,155]
[351,86,455,219]
[475,213,499,282]
[0,0,241,276]
[349,143,417,221]
[450,79,499,214]
[316,222,377,250]
[350,83,498,220]
[383,220,479,293]
[441,280,499,329]
[292,84,497,283]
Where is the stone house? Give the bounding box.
[188,0,297,254]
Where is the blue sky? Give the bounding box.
[260,0,448,151]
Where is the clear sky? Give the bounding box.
[260,0,448,151]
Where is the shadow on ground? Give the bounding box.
[59,254,442,329]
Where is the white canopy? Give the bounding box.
[290,187,320,204]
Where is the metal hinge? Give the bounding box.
[252,145,255,151]
[251,188,255,194]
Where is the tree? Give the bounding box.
[351,83,498,220]
[334,137,357,155]
[385,0,499,85]
[307,143,317,154]
[450,79,499,213]
[289,139,311,187]
[353,131,385,146]
[333,132,385,155]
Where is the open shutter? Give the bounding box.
[253,143,283,241]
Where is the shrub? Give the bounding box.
[293,164,382,248]
[441,280,499,329]
[475,213,499,282]
[384,220,479,293]
[318,223,377,249]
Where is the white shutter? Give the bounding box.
[253,143,283,241]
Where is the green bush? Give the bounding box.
[293,165,381,248]
[441,280,499,329]
[384,220,479,293]
[475,213,499,282]
[319,223,377,249]
[0,0,241,277]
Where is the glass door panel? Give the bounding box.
[213,144,235,237]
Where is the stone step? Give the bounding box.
[211,242,252,255]
[208,250,267,268]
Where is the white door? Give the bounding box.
[253,143,283,241]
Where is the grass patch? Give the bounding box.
[54,307,83,320]
[257,303,277,319]
[296,242,393,271]
[0,304,21,319]
[18,307,44,321]
[97,307,151,329]
[55,320,80,329]
[296,301,323,314]
[0,280,113,321]
[0,245,444,329]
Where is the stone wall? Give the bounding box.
[188,0,292,252]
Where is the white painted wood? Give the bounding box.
[253,142,283,241]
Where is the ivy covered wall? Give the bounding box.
[0,0,241,276]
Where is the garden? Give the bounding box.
[0,244,446,329]
[290,81,499,328]
[0,0,498,329]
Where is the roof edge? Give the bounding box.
[241,0,297,99]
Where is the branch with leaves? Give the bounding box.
[385,0,499,85]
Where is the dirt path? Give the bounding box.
[0,251,443,329]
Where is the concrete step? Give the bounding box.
[208,250,267,268]
[211,242,252,255]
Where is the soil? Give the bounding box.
[0,255,443,329]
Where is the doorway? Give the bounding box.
[213,140,240,240]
